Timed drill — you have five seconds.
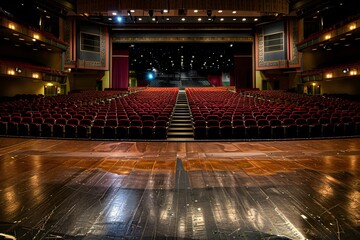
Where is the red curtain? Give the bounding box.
[112,50,129,89]
[234,55,253,90]
[208,75,222,86]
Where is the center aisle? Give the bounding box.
[167,90,194,141]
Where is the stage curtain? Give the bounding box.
[234,55,253,89]
[208,75,222,87]
[112,50,129,89]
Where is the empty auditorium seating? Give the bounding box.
[65,118,79,138]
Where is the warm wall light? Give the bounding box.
[7,69,15,75]
[325,34,331,40]
[350,70,358,75]
[47,83,54,86]
[326,73,333,78]
[349,24,356,30]
[32,73,39,78]
[312,82,316,86]
[8,23,15,30]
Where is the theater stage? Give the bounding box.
[0,137,359,239]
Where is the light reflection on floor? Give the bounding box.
[0,137,359,239]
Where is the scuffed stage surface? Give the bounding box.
[0,137,359,239]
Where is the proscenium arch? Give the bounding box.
[111,32,255,89]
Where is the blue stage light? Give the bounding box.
[116,16,123,23]
[147,72,154,80]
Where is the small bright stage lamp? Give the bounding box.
[116,16,123,23]
[147,72,155,80]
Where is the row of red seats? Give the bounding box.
[187,88,360,139]
[0,88,179,139]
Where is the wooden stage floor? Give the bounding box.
[0,137,359,240]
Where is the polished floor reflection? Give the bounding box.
[0,137,359,239]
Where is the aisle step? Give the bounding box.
[167,91,194,140]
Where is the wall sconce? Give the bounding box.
[349,24,356,30]
[350,70,358,75]
[326,73,333,78]
[7,69,15,75]
[325,34,331,40]
[32,73,39,78]
[8,23,15,30]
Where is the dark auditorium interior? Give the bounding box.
[0,0,359,239]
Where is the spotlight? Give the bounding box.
[116,16,123,22]
[207,10,212,17]
[148,10,154,17]
[343,68,350,73]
